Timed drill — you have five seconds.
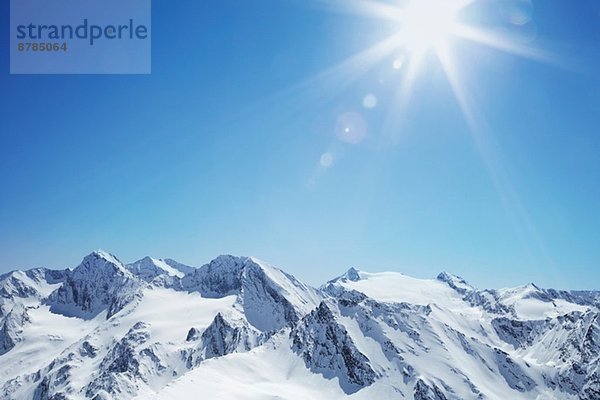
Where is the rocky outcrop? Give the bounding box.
[46,251,142,319]
[290,302,378,394]
[183,313,266,368]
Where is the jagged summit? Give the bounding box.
[326,267,362,286]
[67,250,132,281]
[126,256,192,280]
[83,250,126,271]
[181,254,254,297]
[0,251,599,400]
[436,271,465,283]
[162,258,196,275]
[344,267,361,282]
[46,251,140,319]
[436,271,473,294]
[182,255,321,332]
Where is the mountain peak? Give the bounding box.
[325,267,362,287]
[2,251,600,400]
[345,267,361,282]
[126,256,191,280]
[75,250,129,277]
[437,271,467,285]
[182,255,321,332]
[437,271,463,281]
[212,254,249,265]
[162,258,195,275]
[47,251,139,318]
[436,271,473,294]
[90,249,122,265]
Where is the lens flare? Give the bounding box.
[335,112,367,144]
[292,0,561,269]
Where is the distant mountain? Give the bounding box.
[126,257,195,281]
[0,251,598,399]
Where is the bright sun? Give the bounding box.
[402,0,460,53]
[302,0,553,257]
[309,0,549,114]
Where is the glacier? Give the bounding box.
[0,250,598,399]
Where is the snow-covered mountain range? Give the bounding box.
[0,250,598,399]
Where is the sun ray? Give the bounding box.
[452,25,556,64]
[290,31,404,96]
[380,45,427,142]
[309,0,405,22]
[267,0,563,272]
[273,0,566,276]
[436,44,558,275]
[283,0,563,106]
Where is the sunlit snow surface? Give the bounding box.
[144,269,595,400]
[1,252,598,399]
[332,270,465,306]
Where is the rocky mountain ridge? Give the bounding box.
[0,251,598,399]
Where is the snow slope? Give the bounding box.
[0,252,598,400]
[126,257,195,280]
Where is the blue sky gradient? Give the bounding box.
[0,0,598,289]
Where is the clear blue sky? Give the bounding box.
[0,0,598,289]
